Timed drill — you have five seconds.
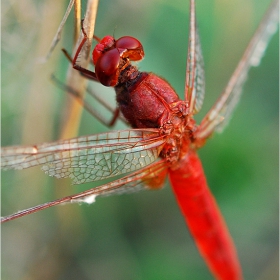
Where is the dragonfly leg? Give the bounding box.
[51,75,126,127]
[62,20,99,81]
[62,48,98,81]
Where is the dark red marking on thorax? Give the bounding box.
[115,67,180,128]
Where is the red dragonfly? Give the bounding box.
[1,0,278,279]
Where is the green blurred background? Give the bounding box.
[1,0,278,279]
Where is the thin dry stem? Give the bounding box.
[73,0,81,45]
[60,0,99,139]
[55,0,99,233]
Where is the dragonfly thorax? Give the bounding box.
[159,105,194,165]
[114,65,194,165]
[115,70,182,128]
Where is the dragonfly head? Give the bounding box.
[93,36,144,87]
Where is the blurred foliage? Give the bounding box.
[1,0,278,279]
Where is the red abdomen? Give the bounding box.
[169,151,242,280]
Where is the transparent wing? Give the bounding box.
[1,160,168,223]
[1,129,166,184]
[196,0,279,140]
[185,0,205,115]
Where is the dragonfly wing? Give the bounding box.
[1,160,168,223]
[195,0,279,140]
[185,0,205,115]
[1,129,166,184]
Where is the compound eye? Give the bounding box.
[116,36,144,61]
[93,35,115,65]
[95,48,120,86]
[116,36,142,50]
